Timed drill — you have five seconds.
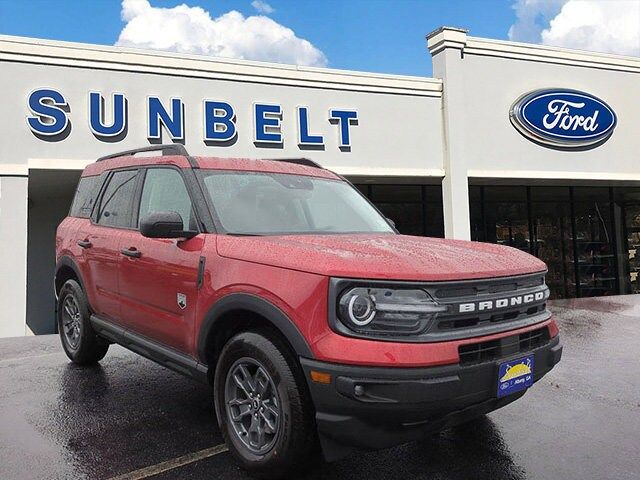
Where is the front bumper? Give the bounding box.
[301,334,562,459]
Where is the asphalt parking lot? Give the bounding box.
[1,296,639,480]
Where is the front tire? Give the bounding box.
[57,279,109,365]
[214,331,317,479]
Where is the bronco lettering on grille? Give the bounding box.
[458,290,547,313]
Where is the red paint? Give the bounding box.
[83,155,192,176]
[311,317,558,367]
[216,233,546,281]
[117,230,205,351]
[57,154,557,370]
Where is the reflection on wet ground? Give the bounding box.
[1,294,639,480]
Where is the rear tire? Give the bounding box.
[213,331,317,479]
[57,279,109,365]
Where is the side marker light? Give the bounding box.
[310,370,332,384]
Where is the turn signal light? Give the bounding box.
[310,370,332,384]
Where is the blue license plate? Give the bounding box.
[497,354,534,398]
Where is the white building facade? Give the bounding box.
[0,27,639,337]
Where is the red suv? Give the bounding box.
[55,145,562,478]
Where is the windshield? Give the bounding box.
[198,170,394,235]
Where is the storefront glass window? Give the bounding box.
[353,183,444,238]
[423,186,445,238]
[371,185,423,236]
[530,187,575,298]
[470,185,628,299]
[613,189,640,295]
[625,208,640,293]
[469,186,485,242]
[481,186,530,253]
[572,187,617,297]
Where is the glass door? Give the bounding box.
[625,205,640,294]
[613,188,640,295]
[530,187,575,299]
[572,188,617,297]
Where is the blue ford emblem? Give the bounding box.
[510,89,616,148]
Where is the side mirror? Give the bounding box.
[140,212,197,239]
[386,217,396,229]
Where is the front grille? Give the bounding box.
[438,303,547,331]
[458,326,550,365]
[434,275,544,299]
[519,327,550,351]
[430,273,550,340]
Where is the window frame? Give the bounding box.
[68,173,106,219]
[134,165,204,234]
[91,168,141,230]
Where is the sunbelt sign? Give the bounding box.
[26,88,359,151]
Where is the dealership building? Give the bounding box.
[1,26,639,337]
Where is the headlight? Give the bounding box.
[337,287,447,336]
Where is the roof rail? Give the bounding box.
[96,144,189,162]
[271,158,323,169]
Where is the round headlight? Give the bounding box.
[347,293,376,326]
[336,286,446,335]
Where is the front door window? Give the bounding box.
[138,168,195,230]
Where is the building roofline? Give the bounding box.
[426,26,468,39]
[0,34,442,97]
[427,26,640,74]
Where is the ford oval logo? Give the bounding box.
[510,89,617,148]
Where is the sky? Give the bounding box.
[0,0,638,77]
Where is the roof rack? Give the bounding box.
[96,147,321,171]
[271,158,322,169]
[96,144,189,162]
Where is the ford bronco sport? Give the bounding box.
[55,145,562,478]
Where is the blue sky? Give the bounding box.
[0,1,637,77]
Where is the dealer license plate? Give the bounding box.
[497,354,534,398]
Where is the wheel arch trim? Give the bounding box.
[197,293,314,363]
[55,256,87,299]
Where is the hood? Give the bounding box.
[215,233,546,281]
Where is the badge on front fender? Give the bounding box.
[177,293,187,310]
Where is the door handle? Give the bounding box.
[121,247,141,258]
[77,240,92,248]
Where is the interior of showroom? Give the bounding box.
[0,26,638,337]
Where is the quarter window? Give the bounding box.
[96,170,138,227]
[138,168,194,230]
[70,175,101,218]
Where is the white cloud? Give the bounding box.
[251,0,274,14]
[508,0,566,44]
[509,0,640,57]
[116,0,327,66]
[541,1,640,56]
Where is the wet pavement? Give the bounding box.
[1,295,639,480]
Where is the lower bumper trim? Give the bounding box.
[302,335,562,458]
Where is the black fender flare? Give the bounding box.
[197,293,314,363]
[55,256,87,298]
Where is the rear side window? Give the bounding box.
[69,176,101,218]
[96,170,138,228]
